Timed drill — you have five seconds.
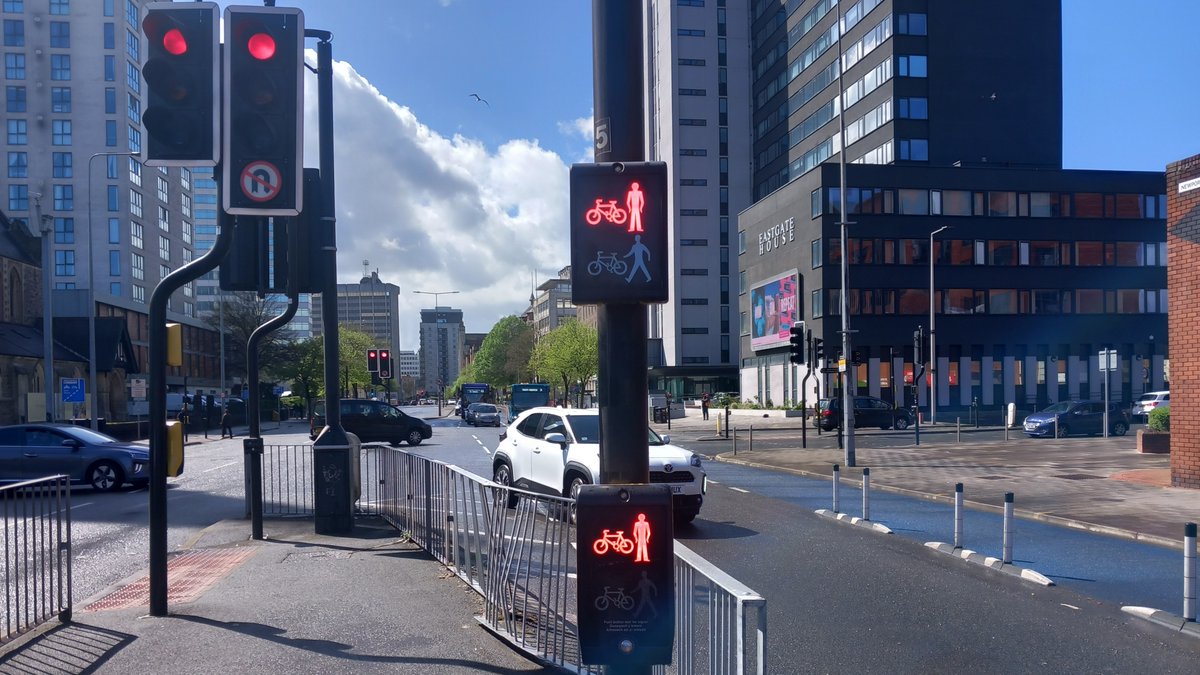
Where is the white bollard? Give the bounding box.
[832,464,840,514]
[954,483,964,549]
[1002,492,1014,564]
[1186,522,1197,621]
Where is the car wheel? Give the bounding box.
[1056,424,1069,438]
[388,441,402,447]
[566,475,588,524]
[1113,421,1128,437]
[88,461,124,492]
[893,418,909,431]
[493,462,519,508]
[406,429,423,446]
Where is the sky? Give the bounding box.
[225,1,1199,351]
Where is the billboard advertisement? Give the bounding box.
[750,270,800,351]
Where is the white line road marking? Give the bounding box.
[203,461,240,473]
[471,435,492,454]
[707,479,719,485]
[730,487,749,494]
[1061,603,1080,610]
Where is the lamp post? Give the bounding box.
[87,151,139,430]
[413,289,459,399]
[33,194,54,421]
[928,225,950,425]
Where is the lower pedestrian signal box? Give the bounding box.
[576,484,674,667]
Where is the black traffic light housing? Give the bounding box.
[813,338,825,362]
[367,349,379,373]
[788,322,805,365]
[142,2,219,166]
[223,6,304,216]
[379,350,392,379]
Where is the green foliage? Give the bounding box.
[1148,406,1170,431]
[269,337,324,413]
[472,316,535,389]
[528,320,598,407]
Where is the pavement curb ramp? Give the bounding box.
[813,509,893,534]
[711,453,1184,552]
[1120,607,1200,641]
[922,541,1055,586]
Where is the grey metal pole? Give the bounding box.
[732,426,737,455]
[954,483,964,549]
[832,464,840,513]
[835,3,855,468]
[1185,522,1197,621]
[34,195,54,421]
[861,467,870,521]
[929,225,948,426]
[956,417,960,443]
[1002,492,1014,564]
[748,424,753,453]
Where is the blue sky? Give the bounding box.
[238,0,1199,348]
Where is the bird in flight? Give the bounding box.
[470,93,489,106]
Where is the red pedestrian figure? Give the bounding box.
[633,512,651,562]
[626,182,645,233]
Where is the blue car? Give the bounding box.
[1022,400,1130,438]
[0,424,150,491]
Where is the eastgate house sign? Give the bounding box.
[758,217,794,255]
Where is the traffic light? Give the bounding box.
[223,6,304,216]
[852,349,863,365]
[142,2,219,165]
[378,350,392,379]
[813,338,825,362]
[367,349,379,373]
[788,322,805,365]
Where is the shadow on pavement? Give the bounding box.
[0,622,134,674]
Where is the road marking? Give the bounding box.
[203,461,239,474]
[730,487,749,494]
[1060,603,1080,611]
[707,479,720,485]
[471,435,492,454]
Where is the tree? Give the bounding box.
[203,292,298,384]
[269,337,323,416]
[472,316,535,390]
[529,320,598,407]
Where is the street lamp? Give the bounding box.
[928,225,951,425]
[88,151,139,430]
[413,289,459,402]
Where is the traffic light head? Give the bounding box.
[223,6,304,215]
[788,322,805,365]
[813,338,825,361]
[367,349,379,373]
[379,350,392,379]
[142,2,219,165]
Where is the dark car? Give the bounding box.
[1023,400,1130,438]
[309,399,433,446]
[818,396,913,431]
[0,424,149,492]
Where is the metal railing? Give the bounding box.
[1,475,72,645]
[262,443,387,517]
[375,447,767,674]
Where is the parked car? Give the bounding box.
[308,399,432,446]
[467,403,502,427]
[0,424,149,492]
[1132,391,1169,423]
[1023,400,1130,438]
[817,396,914,431]
[493,407,706,525]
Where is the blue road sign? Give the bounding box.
[61,378,85,404]
[273,385,284,396]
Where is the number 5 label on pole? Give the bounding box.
[594,118,610,155]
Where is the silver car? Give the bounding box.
[0,424,150,492]
[468,403,503,427]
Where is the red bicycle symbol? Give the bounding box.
[592,529,635,555]
[585,199,628,226]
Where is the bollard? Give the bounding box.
[1002,492,1014,564]
[1005,423,1009,441]
[862,467,871,521]
[1186,522,1197,621]
[953,483,964,549]
[832,464,841,513]
[956,417,961,443]
[749,425,754,453]
[732,426,737,455]
[1054,416,1058,439]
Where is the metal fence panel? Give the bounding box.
[0,475,72,645]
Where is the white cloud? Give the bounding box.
[558,114,596,164]
[301,54,571,348]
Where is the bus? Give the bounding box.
[509,383,551,421]
[458,383,491,417]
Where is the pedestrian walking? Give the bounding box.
[702,392,710,420]
[221,406,234,438]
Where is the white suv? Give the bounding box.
[493,407,706,524]
[1133,391,1169,423]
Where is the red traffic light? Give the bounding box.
[162,28,188,55]
[247,32,276,60]
[368,350,377,358]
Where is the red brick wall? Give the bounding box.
[1167,153,1200,488]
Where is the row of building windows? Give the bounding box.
[802,287,1169,319]
[814,187,1168,220]
[811,238,1168,269]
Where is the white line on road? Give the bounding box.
[729,487,750,494]
[203,461,240,473]
[707,479,720,485]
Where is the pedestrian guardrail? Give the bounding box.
[0,475,72,645]
[262,443,388,517]
[374,448,767,674]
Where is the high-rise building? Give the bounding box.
[418,306,464,393]
[310,271,401,356]
[396,350,419,379]
[531,266,577,339]
[0,0,220,397]
[645,0,752,394]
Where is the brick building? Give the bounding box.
[1166,153,1200,488]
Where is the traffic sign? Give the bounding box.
[240,160,283,202]
[61,378,85,404]
[130,378,148,400]
[820,366,839,374]
[570,162,669,304]
[1098,348,1118,372]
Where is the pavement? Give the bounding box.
[3,408,1197,672]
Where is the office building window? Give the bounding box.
[52,119,72,145]
[159,235,170,260]
[130,252,144,280]
[132,284,144,303]
[108,217,120,243]
[52,184,73,210]
[109,250,120,275]
[898,97,927,119]
[5,84,23,111]
[897,55,927,77]
[5,52,24,78]
[52,86,71,112]
[898,139,928,161]
[897,13,927,35]
[51,54,70,80]
[49,21,69,47]
[677,28,705,37]
[130,221,143,249]
[49,0,68,15]
[7,151,26,178]
[3,19,23,46]
[104,55,114,80]
[7,118,26,144]
[126,61,140,92]
[54,250,75,276]
[129,189,142,217]
[7,184,27,211]
[110,282,121,296]
[125,29,139,60]
[53,217,73,244]
[2,2,23,13]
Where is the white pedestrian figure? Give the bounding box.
[624,235,651,283]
